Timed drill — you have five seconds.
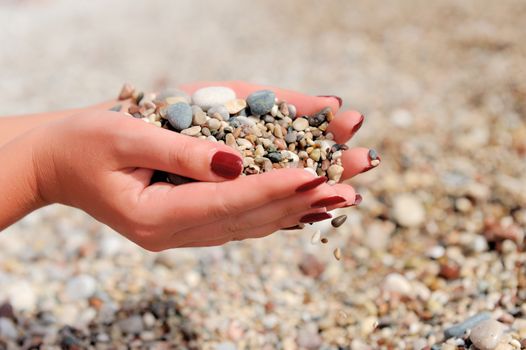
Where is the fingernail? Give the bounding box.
[311,196,346,208]
[296,176,327,193]
[317,95,342,108]
[360,149,381,173]
[353,194,363,206]
[300,212,332,224]
[351,115,365,136]
[282,224,305,230]
[211,151,243,179]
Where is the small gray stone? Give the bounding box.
[0,317,17,339]
[208,105,230,121]
[166,102,193,131]
[444,312,492,339]
[246,90,276,115]
[285,131,297,144]
[192,87,236,111]
[118,315,144,334]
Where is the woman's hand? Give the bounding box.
[26,81,379,251]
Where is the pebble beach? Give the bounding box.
[1,0,525,349]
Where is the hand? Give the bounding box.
[32,81,379,251]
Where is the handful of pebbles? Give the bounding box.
[116,84,347,184]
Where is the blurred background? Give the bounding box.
[1,0,525,349]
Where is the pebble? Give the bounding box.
[65,274,97,301]
[206,118,221,131]
[333,248,342,260]
[296,325,323,350]
[118,83,135,100]
[292,117,309,131]
[331,215,347,227]
[215,342,237,350]
[246,90,276,115]
[382,273,413,297]
[298,254,325,278]
[0,317,17,339]
[225,98,247,114]
[470,319,506,350]
[392,193,425,227]
[117,315,144,334]
[191,86,236,111]
[192,105,207,126]
[310,230,321,244]
[166,102,193,131]
[444,312,492,339]
[6,281,37,311]
[181,125,202,136]
[327,164,344,182]
[208,105,230,121]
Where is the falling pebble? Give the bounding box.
[321,238,329,244]
[310,230,321,244]
[334,248,342,260]
[331,215,347,228]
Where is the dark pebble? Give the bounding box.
[108,104,122,112]
[444,312,491,339]
[135,91,144,104]
[331,215,347,227]
[308,114,325,127]
[267,152,282,163]
[229,118,241,128]
[246,90,276,115]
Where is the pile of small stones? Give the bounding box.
[115,83,348,183]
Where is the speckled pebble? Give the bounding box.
[246,90,276,115]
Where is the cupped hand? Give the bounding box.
[34,81,379,251]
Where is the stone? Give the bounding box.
[444,312,492,339]
[118,83,135,100]
[191,105,207,126]
[225,99,247,114]
[298,254,325,278]
[267,152,282,163]
[191,87,236,111]
[246,90,276,115]
[181,126,201,136]
[0,317,17,339]
[206,118,221,131]
[118,315,144,334]
[469,319,506,350]
[382,273,413,297]
[292,117,309,131]
[327,164,344,182]
[6,281,36,311]
[392,193,425,227]
[65,274,97,301]
[215,342,237,350]
[166,102,193,131]
[208,105,230,121]
[296,325,323,350]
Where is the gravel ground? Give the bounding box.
[1,0,525,349]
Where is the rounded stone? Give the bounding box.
[65,274,97,301]
[166,102,193,131]
[206,118,221,131]
[470,319,506,350]
[246,90,276,115]
[191,105,207,126]
[157,88,191,103]
[382,273,413,297]
[208,105,230,121]
[327,164,344,182]
[192,87,236,111]
[225,99,247,114]
[392,193,425,227]
[293,117,309,131]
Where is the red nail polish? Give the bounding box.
[300,212,332,223]
[296,177,327,193]
[282,224,304,230]
[317,95,342,108]
[311,196,346,208]
[211,151,243,179]
[351,115,365,136]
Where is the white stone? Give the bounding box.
[383,273,413,297]
[470,319,506,350]
[0,318,17,339]
[392,193,425,227]
[6,281,36,311]
[191,87,236,111]
[181,125,202,136]
[65,274,97,301]
[327,164,344,182]
[292,118,309,131]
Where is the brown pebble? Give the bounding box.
[439,261,461,280]
[333,248,342,260]
[331,215,347,228]
[118,83,135,100]
[298,253,325,278]
[321,238,328,244]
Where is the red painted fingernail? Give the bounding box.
[317,95,342,108]
[300,212,332,223]
[351,115,365,136]
[311,196,346,208]
[296,176,327,193]
[211,151,243,179]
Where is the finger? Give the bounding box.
[178,80,341,115]
[138,169,326,232]
[326,110,365,144]
[173,182,352,245]
[340,147,381,180]
[113,116,243,181]
[178,208,327,248]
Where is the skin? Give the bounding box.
[0,81,378,251]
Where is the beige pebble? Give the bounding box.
[293,118,309,131]
[225,133,236,147]
[327,164,344,182]
[310,230,321,244]
[206,118,221,131]
[470,319,506,350]
[225,99,247,114]
[180,126,201,136]
[118,83,135,100]
[333,248,342,260]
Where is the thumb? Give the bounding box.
[117,117,243,182]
